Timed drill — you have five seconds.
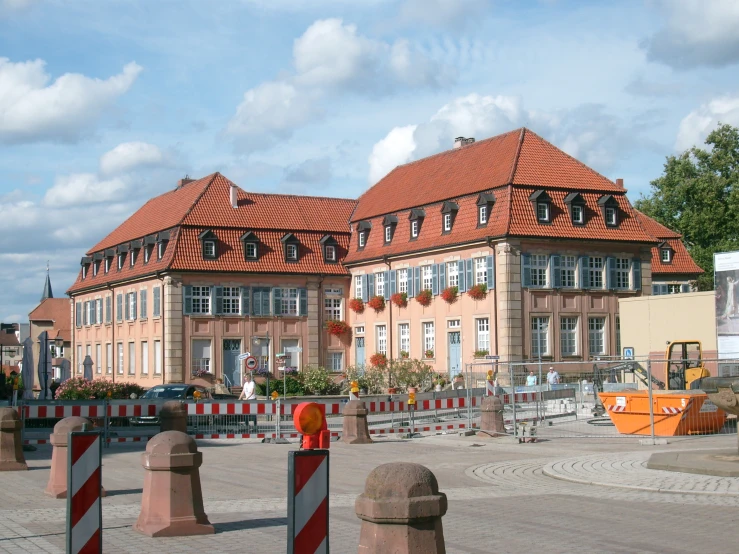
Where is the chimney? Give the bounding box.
[230,183,238,209]
[615,178,624,189]
[453,137,475,149]
[177,175,194,188]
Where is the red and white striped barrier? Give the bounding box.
[67,431,102,553]
[486,380,495,396]
[368,422,477,435]
[608,405,627,412]
[661,406,684,414]
[288,450,329,554]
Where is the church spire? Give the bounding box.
[41,262,53,301]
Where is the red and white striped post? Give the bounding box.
[288,450,329,554]
[66,430,103,553]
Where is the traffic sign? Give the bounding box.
[237,352,252,361]
[245,356,258,370]
[485,355,500,360]
[284,347,302,353]
[623,347,635,360]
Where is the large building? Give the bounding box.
[344,129,702,374]
[68,174,355,388]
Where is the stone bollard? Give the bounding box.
[478,396,506,438]
[45,416,106,498]
[160,401,188,433]
[0,408,27,471]
[356,462,447,553]
[342,400,373,444]
[134,431,214,537]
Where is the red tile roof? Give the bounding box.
[170,228,349,275]
[633,209,681,239]
[28,298,71,341]
[0,332,19,347]
[633,210,703,276]
[352,128,623,222]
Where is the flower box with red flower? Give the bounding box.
[415,289,433,306]
[467,283,488,300]
[325,320,350,336]
[349,298,365,313]
[367,295,385,312]
[441,286,458,304]
[370,353,388,368]
[391,292,408,308]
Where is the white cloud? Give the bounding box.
[368,125,417,184]
[99,142,166,176]
[43,173,128,207]
[676,95,739,151]
[397,0,491,31]
[0,58,142,143]
[645,0,739,69]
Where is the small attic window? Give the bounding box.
[156,230,170,260]
[319,234,339,264]
[241,231,259,260]
[529,190,552,224]
[281,233,301,262]
[408,208,425,240]
[356,221,372,250]
[598,195,620,227]
[382,215,397,244]
[441,202,459,234]
[661,248,671,263]
[476,192,495,227]
[564,192,586,225]
[80,257,91,279]
[198,230,218,260]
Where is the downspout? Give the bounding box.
[383,256,393,362]
[107,284,115,383]
[487,238,499,357]
[157,272,165,384]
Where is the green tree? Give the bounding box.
[636,123,739,290]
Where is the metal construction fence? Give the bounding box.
[12,357,739,445]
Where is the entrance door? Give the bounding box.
[223,339,241,388]
[448,332,461,378]
[356,337,365,367]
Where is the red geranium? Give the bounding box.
[324,320,350,336]
[349,298,365,313]
[367,295,385,312]
[441,286,458,304]
[391,292,408,308]
[370,353,388,368]
[467,284,488,300]
[415,289,432,306]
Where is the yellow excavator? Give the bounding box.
[664,340,711,390]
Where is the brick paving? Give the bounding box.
[0,434,738,553]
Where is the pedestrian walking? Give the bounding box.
[526,371,537,387]
[546,366,560,387]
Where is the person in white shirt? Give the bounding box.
[526,371,537,387]
[546,367,560,386]
[239,374,256,400]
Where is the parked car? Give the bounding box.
[129,384,212,426]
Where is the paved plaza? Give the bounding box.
[1,432,739,553]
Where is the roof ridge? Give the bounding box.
[179,173,220,225]
[239,190,356,202]
[503,129,526,236]
[632,208,683,239]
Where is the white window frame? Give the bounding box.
[376,325,387,356]
[530,254,548,288]
[560,317,578,356]
[385,226,392,242]
[572,204,583,224]
[222,286,241,315]
[562,256,577,288]
[280,288,299,316]
[588,317,606,356]
[95,344,102,374]
[191,286,212,314]
[127,292,136,321]
[355,325,365,335]
[106,343,112,374]
[154,340,162,375]
[589,257,604,290]
[398,269,408,294]
[605,207,617,226]
[141,341,149,375]
[479,205,487,224]
[95,299,102,324]
[117,343,124,375]
[615,258,630,289]
[422,265,433,290]
[203,240,216,258]
[531,316,550,357]
[286,243,298,260]
[324,297,342,320]
[359,232,366,248]
[118,254,124,270]
[399,323,410,356]
[411,220,418,238]
[325,245,336,261]
[476,318,490,352]
[328,352,343,372]
[448,319,460,328]
[246,242,257,259]
[537,202,549,222]
[661,248,671,263]
[443,213,451,231]
[144,247,150,263]
[158,242,164,259]
[447,262,459,287]
[475,257,487,285]
[375,272,385,297]
[423,322,435,355]
[130,250,136,266]
[104,258,110,273]
[355,276,362,298]
[128,342,135,375]
[191,339,212,375]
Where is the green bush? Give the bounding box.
[255,376,306,397]
[302,365,342,395]
[344,365,386,394]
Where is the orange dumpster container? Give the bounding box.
[599,390,727,436]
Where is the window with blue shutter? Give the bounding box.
[521,254,531,288]
[132,293,137,320]
[486,255,495,289]
[407,269,415,297]
[367,274,375,297]
[140,290,147,320]
[413,267,421,295]
[105,296,111,323]
[214,286,223,314]
[632,258,641,290]
[383,271,390,297]
[607,257,616,290]
[458,260,467,292]
[116,294,123,322]
[273,288,282,315]
[361,275,368,302]
[183,286,192,315]
[251,287,270,316]
[389,270,396,296]
[76,302,82,327]
[465,259,473,289]
[551,255,561,288]
[438,263,446,290]
[580,256,590,289]
[153,287,161,318]
[431,264,439,295]
[299,288,308,315]
[241,287,251,315]
[124,296,129,321]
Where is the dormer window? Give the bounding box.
[564,192,586,225]
[476,192,495,227]
[598,195,620,227]
[198,230,218,259]
[281,233,301,262]
[156,230,170,260]
[117,254,124,270]
[130,240,141,267]
[104,259,110,273]
[356,221,371,250]
[130,250,136,266]
[157,242,164,259]
[529,190,552,224]
[93,262,98,276]
[659,242,674,263]
[408,208,425,240]
[319,234,339,264]
[240,231,259,260]
[441,201,459,234]
[104,249,114,273]
[143,235,155,264]
[80,257,91,279]
[116,245,128,270]
[382,215,397,244]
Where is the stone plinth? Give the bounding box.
[342,400,373,444]
[160,401,187,433]
[478,396,506,439]
[356,462,447,553]
[45,416,106,498]
[134,430,214,537]
[0,408,27,471]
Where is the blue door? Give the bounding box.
[448,332,461,377]
[223,339,241,388]
[355,337,365,368]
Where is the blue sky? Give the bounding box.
[1,0,739,322]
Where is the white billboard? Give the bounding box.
[715,251,739,376]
